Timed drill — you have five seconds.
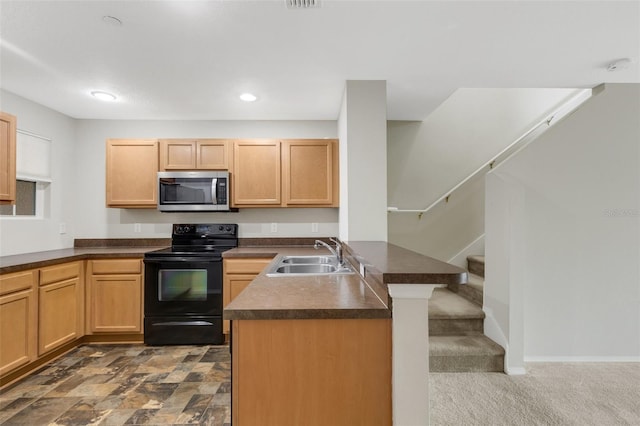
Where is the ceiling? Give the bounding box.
[1,0,638,121]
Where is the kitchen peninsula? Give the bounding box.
[223,241,466,426]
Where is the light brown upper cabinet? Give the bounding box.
[106,139,159,208]
[232,139,339,208]
[233,139,282,206]
[282,139,338,206]
[0,112,17,205]
[159,139,231,170]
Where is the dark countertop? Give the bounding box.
[344,241,468,284]
[223,241,467,321]
[224,245,391,320]
[0,247,166,274]
[223,246,325,259]
[223,259,390,320]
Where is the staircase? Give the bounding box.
[428,255,505,372]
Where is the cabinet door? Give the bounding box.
[282,139,336,206]
[160,139,231,170]
[223,274,257,335]
[89,275,142,333]
[39,277,82,355]
[222,258,272,335]
[0,288,37,376]
[0,112,17,204]
[106,139,158,207]
[232,140,281,206]
[159,139,196,170]
[197,139,230,170]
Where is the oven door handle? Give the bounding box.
[152,321,215,326]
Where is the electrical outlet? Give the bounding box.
[311,223,319,233]
[59,223,66,234]
[134,223,141,233]
[270,223,277,233]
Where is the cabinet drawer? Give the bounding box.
[0,270,36,295]
[39,262,81,286]
[223,258,272,274]
[91,259,141,275]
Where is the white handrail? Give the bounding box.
[387,88,593,219]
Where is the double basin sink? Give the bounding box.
[265,255,355,277]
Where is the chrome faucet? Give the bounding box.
[314,238,344,266]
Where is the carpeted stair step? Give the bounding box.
[467,255,485,278]
[428,288,484,335]
[457,273,484,306]
[429,335,504,372]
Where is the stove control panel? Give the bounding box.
[172,223,238,238]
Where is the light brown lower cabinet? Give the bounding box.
[222,257,273,335]
[38,262,84,356]
[0,258,145,385]
[231,318,392,426]
[0,270,37,376]
[87,259,143,334]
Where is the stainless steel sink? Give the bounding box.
[280,255,336,264]
[265,256,355,277]
[275,264,339,274]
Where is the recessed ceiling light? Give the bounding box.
[239,93,257,102]
[91,91,117,101]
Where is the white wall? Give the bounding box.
[338,80,388,241]
[0,90,340,256]
[0,90,77,256]
[485,84,640,366]
[387,88,584,261]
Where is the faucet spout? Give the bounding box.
[314,238,344,266]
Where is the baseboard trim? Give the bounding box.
[505,366,527,375]
[525,356,640,362]
[482,306,521,375]
[84,334,144,344]
[0,338,82,389]
[447,234,485,270]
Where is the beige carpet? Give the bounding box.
[430,363,640,425]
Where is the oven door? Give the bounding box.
[144,257,223,316]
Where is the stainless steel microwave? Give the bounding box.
[158,171,230,212]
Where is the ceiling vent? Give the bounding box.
[286,0,321,9]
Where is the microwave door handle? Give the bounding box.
[211,178,217,204]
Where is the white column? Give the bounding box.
[337,80,387,241]
[388,283,440,426]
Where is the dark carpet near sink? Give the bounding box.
[0,344,231,425]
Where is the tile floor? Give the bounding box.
[0,344,231,426]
